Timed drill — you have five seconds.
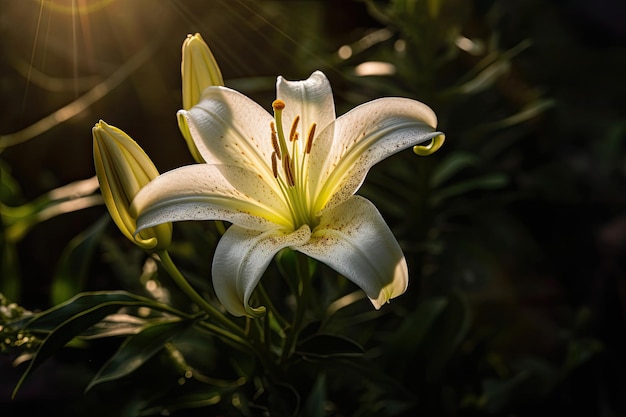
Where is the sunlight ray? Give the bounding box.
[12,58,99,92]
[232,0,336,75]
[34,0,115,14]
[23,0,46,112]
[0,40,158,151]
[71,0,79,96]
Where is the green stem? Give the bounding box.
[195,320,251,351]
[280,252,311,363]
[257,283,288,328]
[215,220,226,235]
[145,302,251,353]
[195,320,281,380]
[157,250,284,381]
[156,250,243,337]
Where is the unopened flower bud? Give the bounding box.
[93,120,172,251]
[181,33,224,110]
[180,33,224,163]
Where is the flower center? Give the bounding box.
[270,99,317,230]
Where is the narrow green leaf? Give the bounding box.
[24,291,163,332]
[430,152,479,188]
[423,290,472,381]
[562,338,603,375]
[79,313,149,340]
[139,388,223,416]
[482,358,559,413]
[479,99,555,132]
[449,39,531,96]
[1,196,54,242]
[12,298,156,399]
[50,215,109,304]
[430,173,508,204]
[0,159,22,202]
[86,318,192,391]
[266,378,300,417]
[319,356,415,401]
[0,240,21,302]
[296,333,364,358]
[303,373,327,417]
[386,297,448,353]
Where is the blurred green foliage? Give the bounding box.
[1,0,625,416]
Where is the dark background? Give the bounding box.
[2,0,626,416]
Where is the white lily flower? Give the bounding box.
[131,71,444,317]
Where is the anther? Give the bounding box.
[270,122,281,159]
[289,116,300,142]
[282,154,295,187]
[271,152,278,178]
[305,123,316,154]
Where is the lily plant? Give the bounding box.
[131,69,444,317]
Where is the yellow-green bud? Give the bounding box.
[179,33,224,163]
[93,120,172,251]
[181,33,224,110]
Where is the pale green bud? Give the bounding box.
[181,33,224,110]
[93,120,172,251]
[179,33,224,163]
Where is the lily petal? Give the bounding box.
[297,195,408,308]
[213,224,312,317]
[276,70,336,142]
[179,86,279,192]
[132,164,292,232]
[309,97,444,213]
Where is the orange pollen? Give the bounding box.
[306,123,316,154]
[289,116,300,142]
[271,152,278,178]
[270,122,281,159]
[282,153,295,187]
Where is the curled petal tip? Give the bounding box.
[177,110,205,163]
[413,133,445,156]
[245,305,266,318]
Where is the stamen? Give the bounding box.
[289,116,300,142]
[305,123,316,154]
[271,99,291,162]
[270,122,281,159]
[271,152,278,178]
[282,154,295,187]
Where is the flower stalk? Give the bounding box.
[156,250,244,337]
[280,252,312,363]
